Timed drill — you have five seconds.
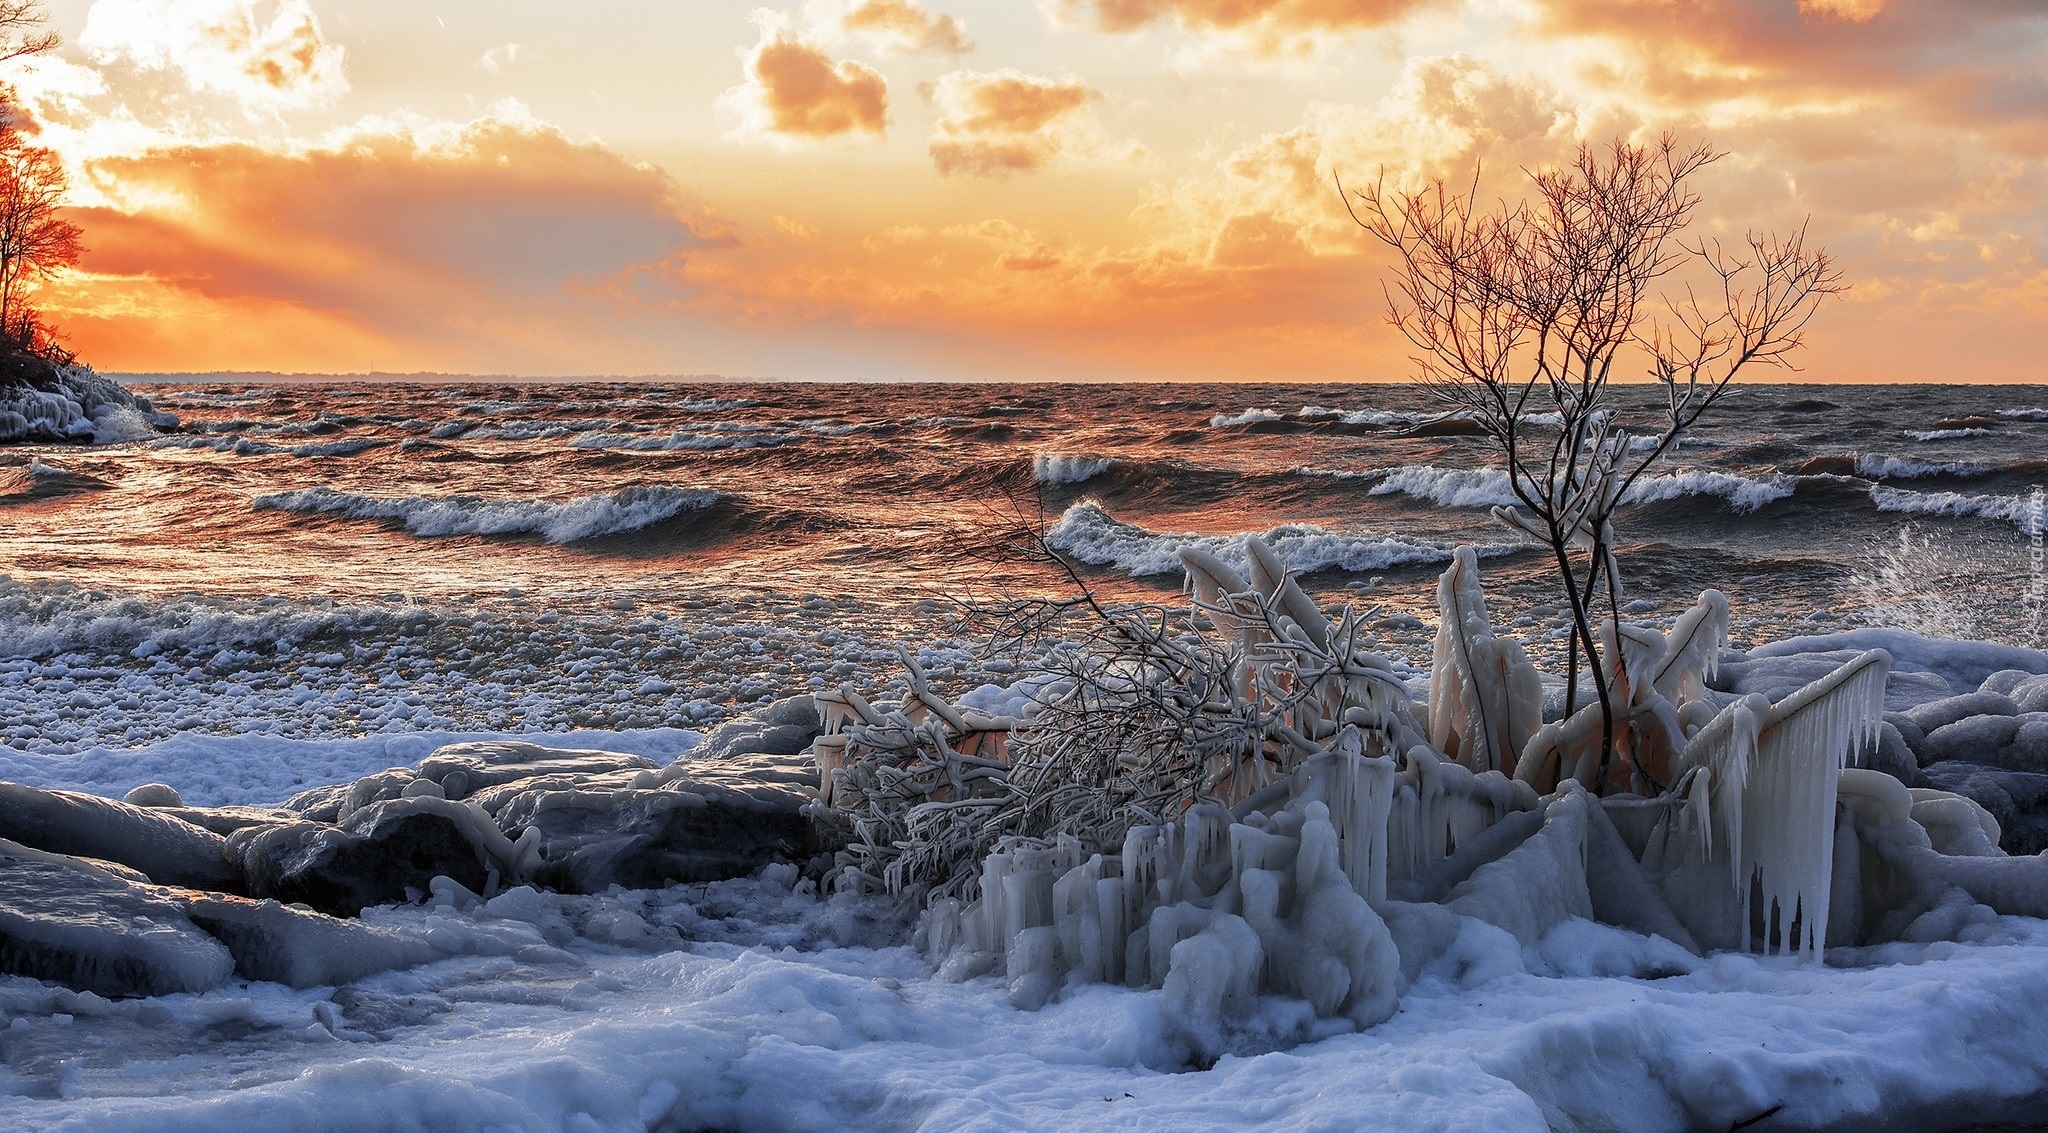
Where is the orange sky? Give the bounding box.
[10,0,2046,381]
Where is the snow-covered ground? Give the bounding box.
[7,852,2048,1132]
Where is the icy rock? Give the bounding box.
[154,804,300,836]
[659,694,823,788]
[233,800,496,916]
[0,354,174,445]
[0,781,241,891]
[493,772,822,893]
[2009,675,2048,714]
[1886,712,1935,766]
[1926,713,2048,773]
[1921,763,2048,856]
[1444,789,1594,946]
[1749,629,2048,693]
[122,783,183,808]
[0,838,234,997]
[175,891,441,988]
[415,741,660,801]
[1905,692,2020,734]
[1852,721,1928,788]
[1715,651,1951,712]
[1981,669,2039,697]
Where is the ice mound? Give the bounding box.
[0,357,177,445]
[250,484,721,543]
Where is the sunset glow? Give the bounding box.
[11,0,2045,381]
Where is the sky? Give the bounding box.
[6,0,2045,382]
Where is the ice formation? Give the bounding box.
[811,534,2048,1053]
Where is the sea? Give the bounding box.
[0,377,2044,764]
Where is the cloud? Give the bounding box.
[1046,0,1436,43]
[76,0,346,113]
[476,44,526,75]
[47,115,725,370]
[833,0,972,54]
[718,12,888,143]
[926,69,1141,177]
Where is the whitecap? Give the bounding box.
[1033,454,1113,486]
[251,485,720,543]
[1906,428,1994,441]
[1044,501,1468,578]
[1853,454,1987,479]
[1870,485,2046,537]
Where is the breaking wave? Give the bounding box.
[1044,500,1468,578]
[1853,454,1988,479]
[1907,428,1994,442]
[252,485,721,544]
[1033,454,1114,485]
[1870,485,2047,537]
[1363,465,1796,513]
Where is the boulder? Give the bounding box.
[1925,713,2048,773]
[0,781,241,891]
[494,772,823,894]
[1853,721,1927,787]
[175,891,441,988]
[0,349,174,445]
[1904,692,2021,735]
[1920,762,2048,856]
[232,798,499,917]
[0,839,234,997]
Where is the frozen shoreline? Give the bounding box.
[6,576,2048,1131]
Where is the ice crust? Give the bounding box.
[1044,500,1471,578]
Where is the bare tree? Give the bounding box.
[0,1,54,65]
[1344,134,1844,790]
[0,115,80,358]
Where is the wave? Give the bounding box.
[1907,428,1994,441]
[252,485,720,544]
[1033,454,1114,485]
[0,460,112,500]
[570,426,802,452]
[289,438,387,457]
[1362,465,1795,513]
[1870,485,2047,537]
[1044,501,1468,579]
[1997,408,2048,421]
[1853,454,1988,480]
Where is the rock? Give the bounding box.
[1925,713,2048,774]
[1905,692,2021,735]
[0,781,241,891]
[174,891,441,988]
[1981,669,2037,697]
[0,838,234,997]
[155,803,301,836]
[1885,712,1935,766]
[659,695,822,788]
[1715,651,1953,712]
[494,773,825,894]
[1852,722,1927,788]
[233,798,499,917]
[122,783,183,807]
[1920,762,2048,856]
[415,741,659,801]
[2012,675,2048,715]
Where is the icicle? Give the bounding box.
[1429,547,1540,774]
[1743,649,1890,959]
